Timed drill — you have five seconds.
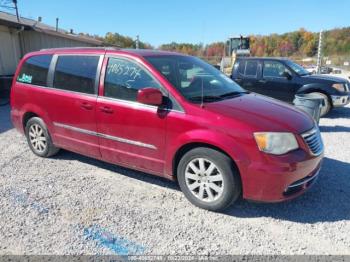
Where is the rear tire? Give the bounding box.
[25,117,59,157]
[177,147,241,212]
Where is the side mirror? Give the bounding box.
[137,88,163,106]
[282,71,292,80]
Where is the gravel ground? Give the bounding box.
[0,104,349,255]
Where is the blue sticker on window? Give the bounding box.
[17,73,33,84]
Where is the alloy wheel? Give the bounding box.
[28,124,47,153]
[185,158,224,202]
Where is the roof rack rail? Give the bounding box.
[40,46,120,51]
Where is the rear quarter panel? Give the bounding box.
[10,52,55,134]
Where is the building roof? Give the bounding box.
[0,11,103,46]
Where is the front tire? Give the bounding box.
[177,147,241,212]
[25,117,59,157]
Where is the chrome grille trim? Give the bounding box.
[301,127,324,156]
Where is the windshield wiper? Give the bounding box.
[219,91,248,98]
[188,95,223,102]
[299,72,312,76]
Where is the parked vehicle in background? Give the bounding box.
[325,68,350,82]
[331,68,342,74]
[320,66,333,74]
[11,48,324,211]
[304,65,317,74]
[231,57,350,116]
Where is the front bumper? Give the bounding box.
[242,150,323,203]
[331,95,350,107]
[241,126,324,202]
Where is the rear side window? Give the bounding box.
[53,55,100,94]
[104,57,161,102]
[245,61,258,77]
[237,60,245,75]
[17,55,52,86]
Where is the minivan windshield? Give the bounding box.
[285,60,310,76]
[145,55,246,103]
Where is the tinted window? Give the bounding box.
[17,55,52,86]
[53,56,99,94]
[245,61,258,77]
[263,61,289,78]
[104,57,161,102]
[237,60,245,75]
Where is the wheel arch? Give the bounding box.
[20,103,52,133]
[22,112,39,130]
[297,84,333,105]
[172,142,242,184]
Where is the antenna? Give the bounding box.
[200,77,204,108]
[56,17,59,32]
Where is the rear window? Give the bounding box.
[17,55,52,86]
[53,55,100,94]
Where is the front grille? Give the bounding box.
[302,127,324,156]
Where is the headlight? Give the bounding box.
[254,132,299,155]
[332,83,345,92]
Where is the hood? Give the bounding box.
[204,93,314,134]
[301,74,348,84]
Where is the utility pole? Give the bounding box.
[136,35,140,49]
[56,18,59,32]
[12,0,19,22]
[316,30,323,74]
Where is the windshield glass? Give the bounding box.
[285,60,310,76]
[145,55,246,103]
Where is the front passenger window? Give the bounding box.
[104,58,162,102]
[263,61,290,78]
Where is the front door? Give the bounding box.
[260,60,298,102]
[96,56,167,175]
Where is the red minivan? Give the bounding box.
[11,48,324,211]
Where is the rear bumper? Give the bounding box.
[10,109,24,133]
[241,150,323,203]
[331,95,350,107]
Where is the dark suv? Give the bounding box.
[231,57,350,116]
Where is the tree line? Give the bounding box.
[80,27,350,59]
